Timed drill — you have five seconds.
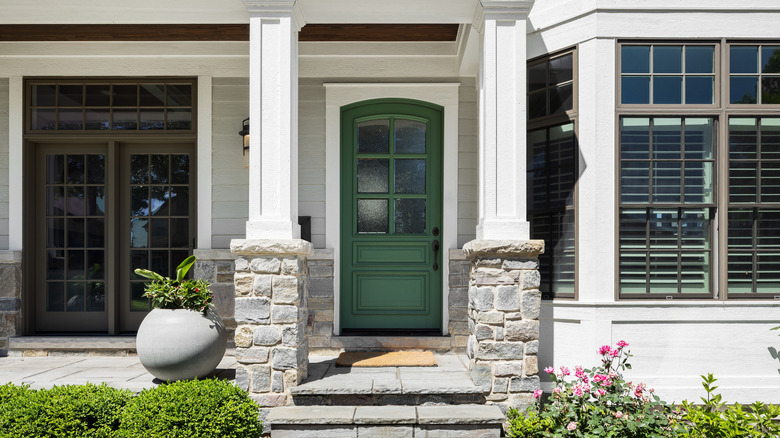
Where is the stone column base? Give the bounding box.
[0,251,23,357]
[230,239,313,407]
[462,240,543,413]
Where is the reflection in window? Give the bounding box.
[528,51,574,119]
[730,45,780,104]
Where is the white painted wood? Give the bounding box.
[197,76,213,250]
[0,79,7,250]
[243,0,304,239]
[324,83,460,335]
[7,77,22,251]
[473,0,534,240]
[541,301,780,403]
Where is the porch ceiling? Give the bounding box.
[0,0,480,25]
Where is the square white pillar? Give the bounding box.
[473,0,534,241]
[243,0,304,239]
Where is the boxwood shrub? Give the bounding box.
[0,382,132,437]
[118,378,263,438]
[0,379,262,438]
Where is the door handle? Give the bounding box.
[431,240,440,271]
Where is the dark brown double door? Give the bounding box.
[34,142,195,333]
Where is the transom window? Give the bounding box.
[729,45,780,104]
[28,80,195,132]
[528,51,574,119]
[620,44,716,105]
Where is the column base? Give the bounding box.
[475,220,530,241]
[231,239,313,407]
[463,239,543,412]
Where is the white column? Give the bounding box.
[473,0,534,240]
[243,0,304,239]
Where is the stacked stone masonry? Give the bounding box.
[0,252,22,357]
[463,240,544,413]
[306,250,335,352]
[193,249,238,335]
[448,249,470,350]
[231,239,313,408]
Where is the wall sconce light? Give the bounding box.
[239,117,250,168]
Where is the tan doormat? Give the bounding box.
[335,351,437,367]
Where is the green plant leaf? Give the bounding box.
[175,255,197,282]
[134,269,164,281]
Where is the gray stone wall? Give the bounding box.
[0,251,22,356]
[448,249,470,350]
[193,249,237,335]
[231,239,313,407]
[463,240,544,412]
[307,249,335,352]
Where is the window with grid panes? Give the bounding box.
[527,48,577,299]
[618,117,715,297]
[729,45,780,104]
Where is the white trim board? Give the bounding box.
[324,83,460,335]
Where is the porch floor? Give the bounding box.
[0,355,237,392]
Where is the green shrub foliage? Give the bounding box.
[118,378,262,438]
[0,382,132,438]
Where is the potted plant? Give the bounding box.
[134,256,227,382]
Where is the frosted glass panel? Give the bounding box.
[357,119,389,153]
[395,119,426,154]
[394,199,426,234]
[395,159,426,194]
[357,199,388,234]
[357,159,388,193]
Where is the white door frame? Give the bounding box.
[324,82,460,335]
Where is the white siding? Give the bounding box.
[0,79,8,249]
[298,79,327,249]
[457,79,478,247]
[210,77,249,249]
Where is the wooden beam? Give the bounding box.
[299,24,459,42]
[0,24,249,41]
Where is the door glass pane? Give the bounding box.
[357,119,389,153]
[86,282,105,312]
[66,186,84,216]
[67,250,85,280]
[394,119,426,154]
[170,186,189,216]
[131,186,150,216]
[66,218,85,248]
[86,218,105,247]
[394,199,426,234]
[150,155,170,184]
[150,186,169,216]
[87,250,104,280]
[150,219,169,248]
[46,282,65,312]
[394,159,426,194]
[130,282,149,312]
[171,155,189,184]
[130,218,149,248]
[66,155,85,184]
[357,199,388,234]
[66,282,85,312]
[47,187,64,216]
[357,159,388,193]
[86,187,105,216]
[47,250,65,280]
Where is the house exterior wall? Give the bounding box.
[0,78,8,250]
[530,3,780,404]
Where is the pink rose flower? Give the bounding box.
[615,411,624,419]
[544,366,555,374]
[598,345,611,355]
[596,388,606,396]
[552,387,563,395]
[572,386,584,397]
[560,366,571,376]
[617,340,629,348]
[567,422,577,431]
[533,389,543,399]
[609,348,620,357]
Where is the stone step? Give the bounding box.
[7,336,237,357]
[322,336,454,352]
[291,353,486,406]
[7,336,138,357]
[266,405,505,438]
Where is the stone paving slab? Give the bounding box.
[354,406,417,424]
[267,406,356,424]
[416,405,504,424]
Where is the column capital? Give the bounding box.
[243,0,305,31]
[473,0,534,33]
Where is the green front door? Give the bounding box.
[340,99,443,332]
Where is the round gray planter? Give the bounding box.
[136,308,227,381]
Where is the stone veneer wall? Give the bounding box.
[448,249,470,350]
[463,240,543,412]
[231,239,313,407]
[193,249,237,335]
[307,249,335,351]
[0,251,22,356]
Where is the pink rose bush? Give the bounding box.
[507,341,675,437]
